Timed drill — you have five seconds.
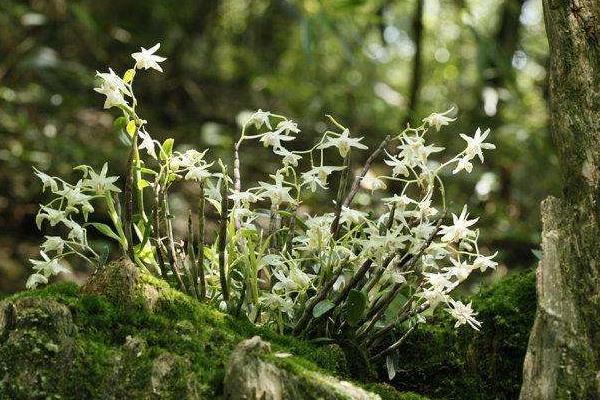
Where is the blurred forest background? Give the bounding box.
[0,0,554,295]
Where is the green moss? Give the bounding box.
[384,270,536,400]
[1,265,535,399]
[364,384,432,400]
[0,265,426,400]
[5,281,79,301]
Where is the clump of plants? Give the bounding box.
[28,43,498,376]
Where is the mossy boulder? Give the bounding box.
[385,270,536,400]
[0,297,78,398]
[224,336,380,400]
[0,259,426,400]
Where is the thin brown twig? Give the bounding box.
[359,204,399,294]
[197,182,207,300]
[358,217,444,339]
[285,205,297,253]
[233,139,242,230]
[218,173,230,302]
[151,184,166,274]
[160,188,186,293]
[123,143,135,259]
[187,210,199,299]
[368,302,429,351]
[292,260,349,336]
[330,150,352,237]
[371,324,417,361]
[330,135,391,235]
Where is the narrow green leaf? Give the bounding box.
[113,116,127,129]
[87,222,121,242]
[140,167,158,176]
[161,138,174,159]
[313,300,335,318]
[123,68,136,83]
[118,129,132,147]
[137,179,150,190]
[343,289,367,326]
[126,120,136,136]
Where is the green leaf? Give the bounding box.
[118,129,132,147]
[140,167,158,176]
[160,138,174,160]
[313,300,335,318]
[123,68,136,83]
[113,116,127,129]
[137,179,150,190]
[133,220,145,241]
[343,289,367,326]
[386,354,397,380]
[126,120,136,136]
[133,241,158,272]
[531,249,542,260]
[73,164,88,172]
[206,198,222,212]
[309,337,337,345]
[87,222,121,242]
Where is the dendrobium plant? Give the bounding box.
[29,43,498,377]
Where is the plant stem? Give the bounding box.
[269,203,279,250]
[330,135,391,234]
[105,192,128,252]
[358,218,444,338]
[218,172,230,303]
[162,190,187,293]
[233,126,245,230]
[132,132,148,225]
[292,261,348,336]
[285,205,297,253]
[197,182,207,300]
[187,210,199,299]
[371,324,417,361]
[151,183,166,275]
[368,301,428,350]
[361,205,399,294]
[368,296,420,347]
[123,145,134,258]
[330,151,352,237]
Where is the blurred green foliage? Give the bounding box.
[0,0,553,293]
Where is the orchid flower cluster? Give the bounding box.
[28,43,497,372]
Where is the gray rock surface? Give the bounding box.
[224,336,381,400]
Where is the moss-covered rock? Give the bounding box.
[384,270,536,400]
[0,259,425,400]
[0,297,78,399]
[224,335,381,400]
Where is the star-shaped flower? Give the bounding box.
[84,163,121,195]
[423,107,456,131]
[274,148,302,167]
[447,299,481,330]
[439,205,478,243]
[460,128,496,162]
[132,43,167,72]
[138,130,157,159]
[247,109,272,130]
[318,129,368,157]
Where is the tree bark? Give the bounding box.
[402,0,425,128]
[520,1,600,399]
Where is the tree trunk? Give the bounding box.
[520,1,600,399]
